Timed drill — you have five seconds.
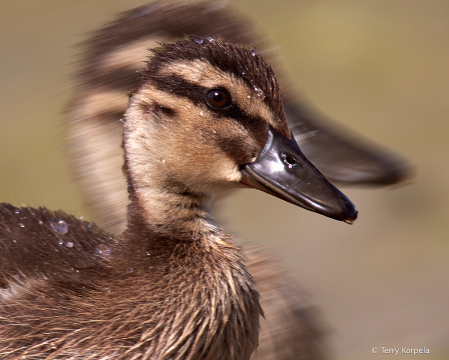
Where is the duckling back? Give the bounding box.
[0,204,112,288]
[0,204,115,358]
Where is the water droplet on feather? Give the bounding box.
[49,219,68,234]
[95,244,111,260]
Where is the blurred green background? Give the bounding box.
[1,0,448,359]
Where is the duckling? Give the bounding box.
[66,1,409,234]
[0,37,357,359]
[65,3,410,359]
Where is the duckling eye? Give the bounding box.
[205,89,232,109]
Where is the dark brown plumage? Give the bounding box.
[0,204,112,288]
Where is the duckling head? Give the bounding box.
[123,37,357,224]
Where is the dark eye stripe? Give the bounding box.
[151,74,207,106]
[149,74,266,142]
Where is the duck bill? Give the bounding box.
[240,126,358,223]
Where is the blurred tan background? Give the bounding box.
[1,0,448,359]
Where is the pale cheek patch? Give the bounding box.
[181,155,242,194]
[129,94,243,193]
[221,162,242,183]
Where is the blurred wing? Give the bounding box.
[285,100,412,186]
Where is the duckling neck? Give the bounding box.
[115,179,260,359]
[122,183,217,258]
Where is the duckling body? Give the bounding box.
[1,36,357,359]
[0,208,258,360]
[0,207,258,360]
